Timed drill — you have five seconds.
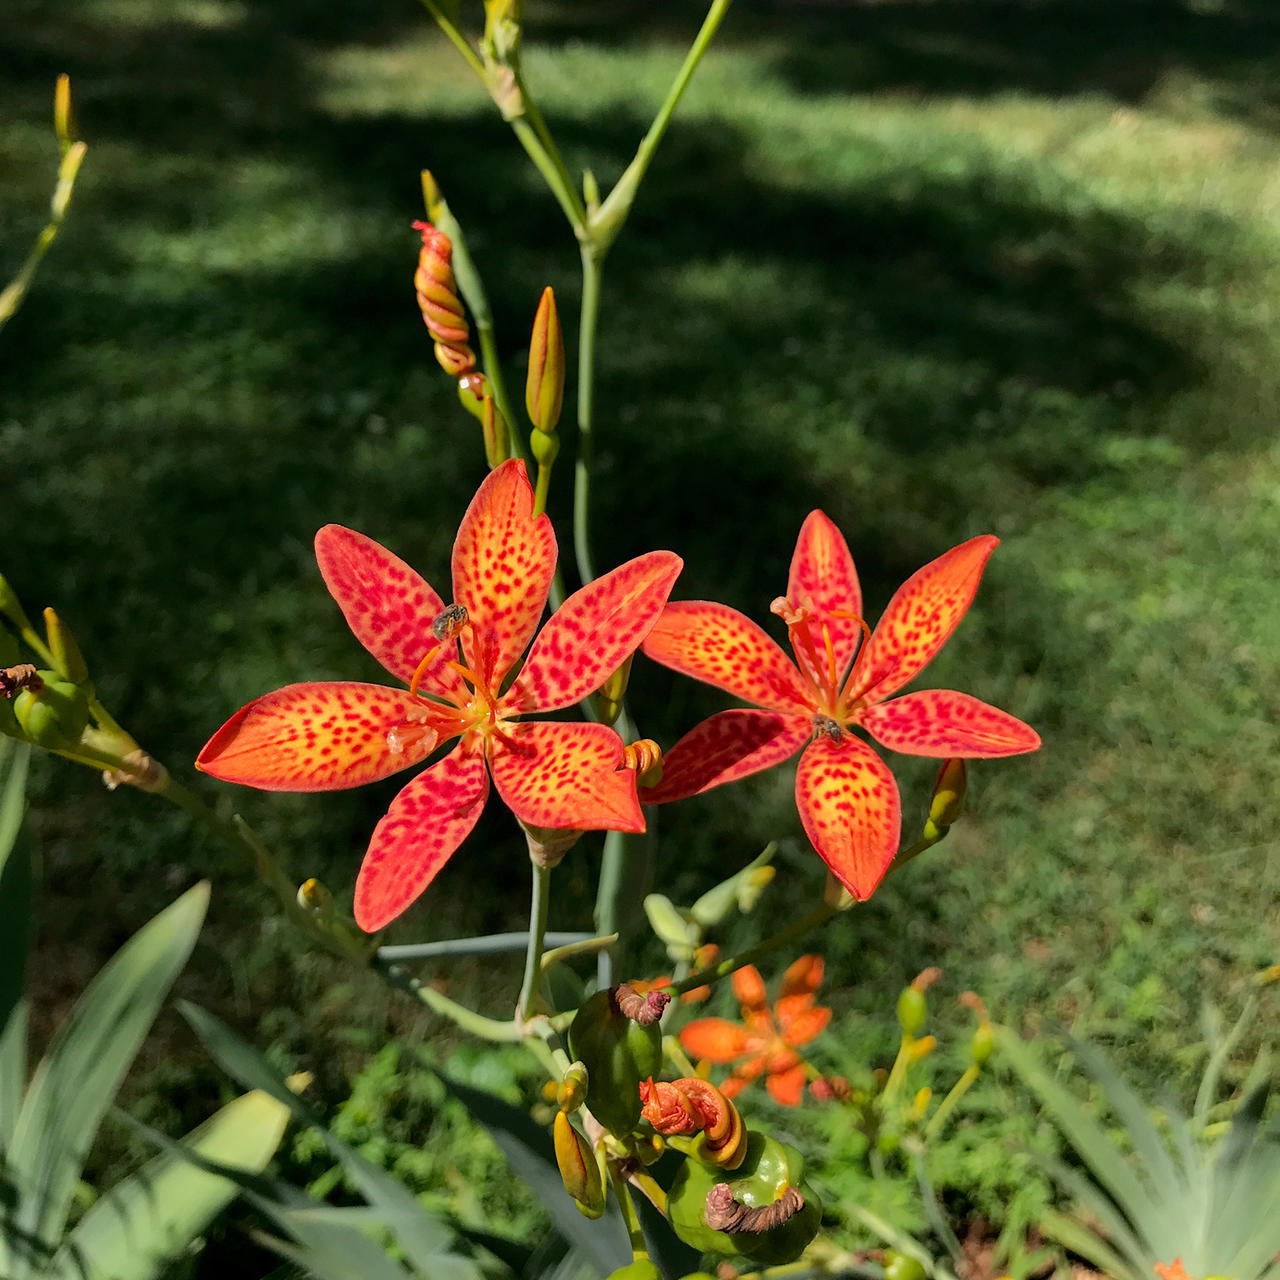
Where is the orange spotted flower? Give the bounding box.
[198,459,682,932]
[680,956,830,1106]
[641,513,1040,900]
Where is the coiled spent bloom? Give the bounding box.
[640,1076,746,1169]
[413,220,475,377]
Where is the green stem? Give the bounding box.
[608,1168,648,1256]
[923,1064,980,1143]
[414,0,487,79]
[476,323,527,465]
[512,73,586,231]
[372,952,525,1041]
[518,862,551,1022]
[667,900,836,996]
[510,116,586,235]
[533,459,553,519]
[573,247,604,586]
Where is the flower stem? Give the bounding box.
[518,861,551,1022]
[573,245,604,586]
[533,458,553,519]
[608,1167,649,1256]
[923,1064,980,1142]
[667,900,837,997]
[372,952,525,1041]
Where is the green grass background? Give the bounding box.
[3,0,1280,1263]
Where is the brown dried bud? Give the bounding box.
[613,983,670,1026]
[704,1183,805,1233]
[521,822,583,869]
[0,665,40,698]
[102,749,169,793]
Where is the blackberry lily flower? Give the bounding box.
[198,460,682,931]
[641,513,1039,900]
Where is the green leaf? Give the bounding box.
[48,1089,289,1280]
[0,738,32,1153]
[5,881,209,1277]
[438,1075,629,1278]
[180,1003,474,1279]
[1039,1209,1142,1280]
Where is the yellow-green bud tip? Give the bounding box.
[526,286,565,432]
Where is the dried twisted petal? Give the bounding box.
[413,220,475,375]
[704,1183,805,1232]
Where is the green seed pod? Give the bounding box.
[606,1262,660,1280]
[566,989,660,1137]
[897,985,927,1035]
[13,671,89,749]
[970,1021,994,1065]
[667,1130,821,1264]
[884,1251,928,1280]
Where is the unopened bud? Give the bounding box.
[925,758,966,838]
[457,371,489,420]
[911,1086,932,1120]
[55,74,75,150]
[644,893,697,954]
[960,992,993,1064]
[736,865,775,914]
[557,1062,589,1113]
[897,986,927,1035]
[481,395,510,468]
[595,655,632,727]
[420,168,445,223]
[297,878,335,918]
[526,286,565,431]
[553,1111,605,1217]
[0,573,33,636]
[413,221,475,377]
[908,1034,937,1062]
[43,607,88,685]
[530,427,559,467]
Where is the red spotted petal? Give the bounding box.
[452,459,556,689]
[781,1003,831,1047]
[845,536,999,706]
[196,682,443,792]
[642,601,814,715]
[487,720,643,833]
[859,689,1041,758]
[795,733,901,900]
[504,550,683,714]
[314,524,464,700]
[787,511,863,688]
[780,954,824,1000]
[732,965,769,1014]
[353,746,489,931]
[679,1018,753,1063]
[767,1063,808,1107]
[638,709,811,805]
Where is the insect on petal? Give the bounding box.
[504,550,683,714]
[787,510,864,689]
[860,688,1041,758]
[487,720,644,833]
[846,536,999,707]
[196,683,442,792]
[642,601,814,715]
[353,746,489,931]
[795,733,902,901]
[452,459,556,690]
[314,524,464,700]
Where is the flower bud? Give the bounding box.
[884,1252,928,1280]
[526,286,565,432]
[297,878,335,918]
[553,1111,605,1218]
[908,1034,937,1062]
[925,758,966,838]
[557,1062,589,1113]
[530,427,559,467]
[595,655,632,727]
[736,865,775,914]
[457,371,489,421]
[644,892,697,955]
[55,74,75,150]
[13,670,89,749]
[420,168,445,224]
[896,986,927,1035]
[413,221,475,377]
[482,394,510,469]
[43,607,89,686]
[911,1086,933,1120]
[0,573,33,636]
[970,1022,994,1065]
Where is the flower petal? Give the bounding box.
[638,709,811,806]
[766,1063,808,1107]
[353,746,489,931]
[504,550,683,714]
[452,459,556,689]
[487,720,644,832]
[732,965,768,1014]
[846,536,999,706]
[780,954,824,1000]
[774,993,815,1027]
[642,601,814,715]
[314,524,464,700]
[795,733,901,900]
[860,689,1041,758]
[196,682,441,792]
[679,1018,752,1063]
[781,1004,832,1047]
[787,511,863,688]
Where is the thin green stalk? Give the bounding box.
[476,324,527,464]
[607,1168,648,1256]
[518,862,552,1022]
[924,1064,980,1142]
[533,460,553,519]
[572,248,604,586]
[415,0,487,79]
[511,74,586,232]
[667,900,836,996]
[372,953,525,1041]
[510,116,586,235]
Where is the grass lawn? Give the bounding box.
[2,0,1279,1256]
